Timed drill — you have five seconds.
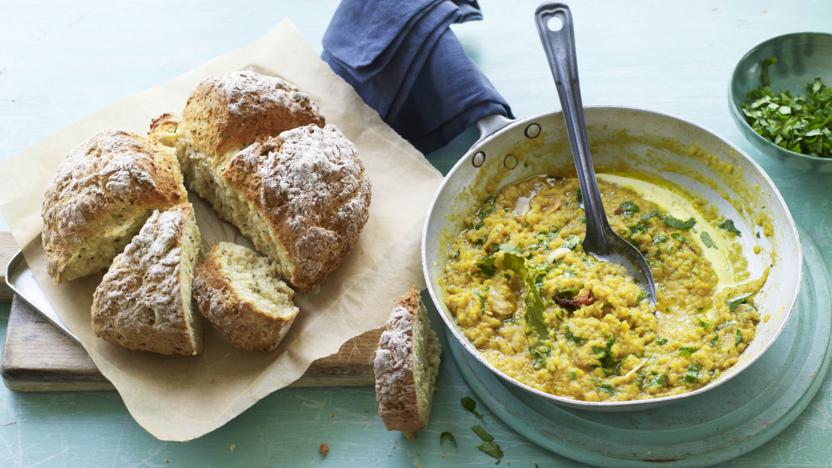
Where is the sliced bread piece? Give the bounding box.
[374,287,442,438]
[193,242,299,352]
[42,129,187,283]
[91,203,202,355]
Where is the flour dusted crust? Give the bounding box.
[179,70,325,157]
[374,287,442,437]
[221,124,371,290]
[193,242,299,352]
[91,203,202,355]
[41,129,186,282]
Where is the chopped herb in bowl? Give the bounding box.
[740,57,832,158]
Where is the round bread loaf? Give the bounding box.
[220,124,371,290]
[91,203,203,355]
[42,129,187,283]
[193,242,299,352]
[179,70,325,160]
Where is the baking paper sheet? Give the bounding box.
[0,20,442,441]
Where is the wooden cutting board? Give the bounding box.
[0,231,379,391]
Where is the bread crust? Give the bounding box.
[193,243,299,352]
[180,71,325,157]
[374,287,439,435]
[42,129,186,282]
[221,124,371,290]
[91,203,202,355]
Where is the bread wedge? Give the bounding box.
[374,287,442,438]
[42,129,187,283]
[193,242,299,352]
[91,203,202,355]
[163,71,371,291]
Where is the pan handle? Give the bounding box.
[475,114,515,143]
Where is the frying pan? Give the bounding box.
[421,103,802,410]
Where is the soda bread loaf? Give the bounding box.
[91,203,203,355]
[193,242,299,352]
[374,287,442,438]
[166,71,371,290]
[41,129,187,282]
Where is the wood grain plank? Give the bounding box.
[0,231,17,302]
[2,295,379,392]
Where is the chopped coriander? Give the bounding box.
[440,431,458,448]
[685,363,701,383]
[461,397,483,418]
[476,256,496,276]
[735,329,743,345]
[700,232,717,249]
[568,370,577,380]
[741,58,832,158]
[640,209,659,221]
[629,222,649,236]
[727,293,753,311]
[471,425,494,442]
[718,219,742,236]
[562,235,581,250]
[664,215,696,230]
[671,232,688,243]
[595,380,616,395]
[652,234,668,244]
[656,337,669,345]
[617,200,640,217]
[679,346,699,357]
[564,327,585,344]
[478,441,504,463]
[697,318,711,330]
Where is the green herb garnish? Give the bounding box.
[440,431,458,448]
[652,234,668,245]
[564,327,585,344]
[656,337,669,345]
[741,58,832,158]
[618,200,640,217]
[727,293,753,311]
[679,346,699,357]
[735,329,743,345]
[700,232,717,249]
[461,397,483,418]
[478,441,504,463]
[562,235,581,250]
[471,425,494,442]
[685,363,701,383]
[671,232,688,243]
[718,219,742,236]
[664,215,696,230]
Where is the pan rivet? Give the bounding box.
[525,123,541,138]
[472,151,486,167]
[503,154,518,169]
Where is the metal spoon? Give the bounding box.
[535,3,657,304]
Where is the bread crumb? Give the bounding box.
[404,432,416,441]
[319,443,329,457]
[229,443,236,452]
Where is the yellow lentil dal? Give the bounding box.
[442,175,766,401]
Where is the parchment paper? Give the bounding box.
[0,20,442,441]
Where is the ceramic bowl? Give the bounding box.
[729,32,832,171]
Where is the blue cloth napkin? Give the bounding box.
[322,0,513,153]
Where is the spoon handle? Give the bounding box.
[535,3,611,251]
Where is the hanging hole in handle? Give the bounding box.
[524,123,541,139]
[472,151,486,168]
[503,154,518,170]
[546,15,564,31]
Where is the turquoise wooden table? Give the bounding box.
[1,1,831,466]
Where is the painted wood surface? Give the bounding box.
[1,296,379,391]
[1,0,831,466]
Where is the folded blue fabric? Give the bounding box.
[322,0,513,153]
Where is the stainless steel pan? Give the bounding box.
[421,107,802,410]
